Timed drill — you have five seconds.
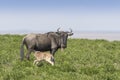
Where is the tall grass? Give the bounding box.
[0,35,120,80]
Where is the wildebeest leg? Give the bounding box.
[51,48,58,56]
[50,38,58,56]
[26,49,33,60]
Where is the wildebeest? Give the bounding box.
[20,28,73,60]
[33,51,55,66]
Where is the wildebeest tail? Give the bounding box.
[20,37,25,61]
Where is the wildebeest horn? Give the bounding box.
[57,27,60,32]
[69,28,72,33]
[68,28,73,36]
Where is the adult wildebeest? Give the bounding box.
[20,28,73,60]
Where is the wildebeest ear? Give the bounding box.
[68,33,73,36]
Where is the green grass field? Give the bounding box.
[0,35,120,80]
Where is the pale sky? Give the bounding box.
[0,0,120,33]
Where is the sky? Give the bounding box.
[0,0,120,33]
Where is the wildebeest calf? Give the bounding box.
[33,51,55,66]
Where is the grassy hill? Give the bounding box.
[0,35,120,80]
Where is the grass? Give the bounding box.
[0,35,120,80]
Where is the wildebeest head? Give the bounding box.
[56,28,73,51]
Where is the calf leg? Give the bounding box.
[33,60,38,65]
[33,60,42,65]
[45,57,55,66]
